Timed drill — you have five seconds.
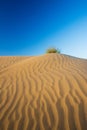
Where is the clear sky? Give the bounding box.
[0,0,87,58]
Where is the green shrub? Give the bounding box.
[46,47,61,54]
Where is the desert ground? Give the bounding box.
[0,54,87,130]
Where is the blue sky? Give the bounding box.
[0,0,87,58]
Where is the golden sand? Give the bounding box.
[0,54,87,130]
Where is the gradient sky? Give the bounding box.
[0,0,87,58]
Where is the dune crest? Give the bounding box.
[0,54,87,130]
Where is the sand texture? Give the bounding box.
[0,54,87,130]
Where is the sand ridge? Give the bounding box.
[0,54,87,130]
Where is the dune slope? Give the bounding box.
[0,54,87,130]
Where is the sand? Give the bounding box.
[0,54,87,130]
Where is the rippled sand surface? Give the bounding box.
[0,54,87,130]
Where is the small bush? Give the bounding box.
[46,47,61,54]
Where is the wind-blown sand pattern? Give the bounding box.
[0,54,87,130]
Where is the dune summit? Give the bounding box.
[0,54,87,130]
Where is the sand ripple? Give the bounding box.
[0,54,87,130]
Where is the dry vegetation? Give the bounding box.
[46,47,61,53]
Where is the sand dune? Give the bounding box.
[0,54,87,130]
